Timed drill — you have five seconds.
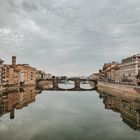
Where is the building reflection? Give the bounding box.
[99,91,140,130]
[0,86,41,119]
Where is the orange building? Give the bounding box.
[16,64,37,85]
[2,56,37,86]
[2,65,19,86]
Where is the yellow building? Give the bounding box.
[102,62,120,82]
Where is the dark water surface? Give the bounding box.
[0,87,140,140]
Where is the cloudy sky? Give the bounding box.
[0,0,140,76]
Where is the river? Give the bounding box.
[0,85,140,140]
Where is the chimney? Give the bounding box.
[12,56,16,66]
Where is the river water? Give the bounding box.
[0,85,140,140]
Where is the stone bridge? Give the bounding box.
[36,78,97,91]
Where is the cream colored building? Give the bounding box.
[119,54,140,83]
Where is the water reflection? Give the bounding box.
[0,85,140,135]
[0,86,38,119]
[58,82,75,89]
[99,90,140,130]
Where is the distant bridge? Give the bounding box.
[36,77,97,91]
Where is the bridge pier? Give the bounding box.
[74,80,81,90]
[52,79,59,90]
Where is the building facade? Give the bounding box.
[2,65,19,86]
[0,59,4,86]
[100,54,140,85]
[119,54,140,84]
[37,70,45,79]
[0,56,37,87]
[16,64,37,85]
[102,62,120,82]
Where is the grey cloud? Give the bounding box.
[0,0,140,75]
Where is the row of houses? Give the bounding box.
[0,56,51,87]
[99,54,140,85]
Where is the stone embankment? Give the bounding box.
[98,81,140,95]
[37,81,53,90]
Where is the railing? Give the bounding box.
[98,78,137,86]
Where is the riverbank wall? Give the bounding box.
[97,81,140,95]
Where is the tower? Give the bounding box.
[12,56,16,66]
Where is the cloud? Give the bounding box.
[0,0,140,76]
